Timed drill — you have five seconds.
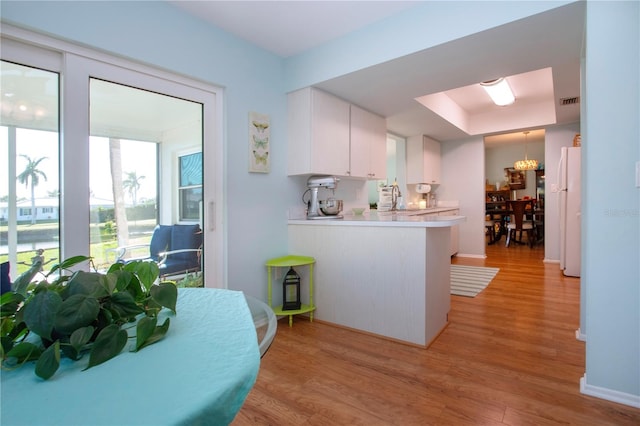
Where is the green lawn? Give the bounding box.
[1,220,155,275]
[2,220,202,287]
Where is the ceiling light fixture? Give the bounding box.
[480,77,515,106]
[514,131,538,171]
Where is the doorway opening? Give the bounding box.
[484,130,545,260]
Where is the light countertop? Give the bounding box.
[289,209,465,228]
[375,206,458,216]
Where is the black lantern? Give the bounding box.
[282,267,301,311]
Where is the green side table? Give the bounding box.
[266,255,316,327]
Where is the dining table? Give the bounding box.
[1,288,261,426]
[486,203,543,246]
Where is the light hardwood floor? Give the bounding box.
[233,240,640,425]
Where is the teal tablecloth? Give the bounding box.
[1,288,260,426]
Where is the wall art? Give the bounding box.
[249,111,270,173]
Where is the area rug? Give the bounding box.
[450,265,500,297]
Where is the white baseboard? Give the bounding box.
[456,253,486,259]
[543,258,560,264]
[575,328,586,341]
[580,375,640,408]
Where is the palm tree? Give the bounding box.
[109,138,129,247]
[17,154,48,225]
[122,171,145,207]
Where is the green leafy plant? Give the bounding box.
[0,255,177,380]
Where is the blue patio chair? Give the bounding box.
[114,224,202,278]
[1,261,11,295]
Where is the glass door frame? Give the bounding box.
[1,26,225,288]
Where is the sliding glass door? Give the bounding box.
[89,79,203,283]
[1,60,60,275]
[1,34,223,287]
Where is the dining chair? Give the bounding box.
[485,220,496,244]
[532,204,545,245]
[505,199,535,248]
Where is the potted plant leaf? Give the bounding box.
[0,255,177,380]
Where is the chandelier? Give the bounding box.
[514,131,538,171]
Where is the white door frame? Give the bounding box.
[1,25,225,288]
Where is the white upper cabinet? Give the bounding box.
[350,104,387,180]
[288,87,386,179]
[406,135,441,184]
[288,87,350,176]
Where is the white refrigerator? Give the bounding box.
[558,146,581,277]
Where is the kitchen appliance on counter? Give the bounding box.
[378,186,394,212]
[304,175,343,220]
[415,183,436,208]
[378,180,401,212]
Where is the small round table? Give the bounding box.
[244,294,277,357]
[0,289,259,425]
[266,255,316,327]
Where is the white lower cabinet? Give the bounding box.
[288,223,452,347]
[416,209,459,256]
[439,209,459,256]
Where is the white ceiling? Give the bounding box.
[1,2,584,147]
[169,1,419,58]
[170,1,584,145]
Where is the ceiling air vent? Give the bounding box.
[560,96,580,105]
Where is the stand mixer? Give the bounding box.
[305,175,343,220]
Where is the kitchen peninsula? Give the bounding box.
[288,210,465,347]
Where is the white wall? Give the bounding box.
[485,141,544,199]
[439,137,486,257]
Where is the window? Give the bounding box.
[179,152,202,222]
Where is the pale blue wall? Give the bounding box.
[284,1,572,91]
[583,1,639,399]
[1,0,299,302]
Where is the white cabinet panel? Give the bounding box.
[439,209,459,256]
[350,104,387,180]
[288,87,350,176]
[288,223,451,347]
[407,135,441,184]
[288,88,386,179]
